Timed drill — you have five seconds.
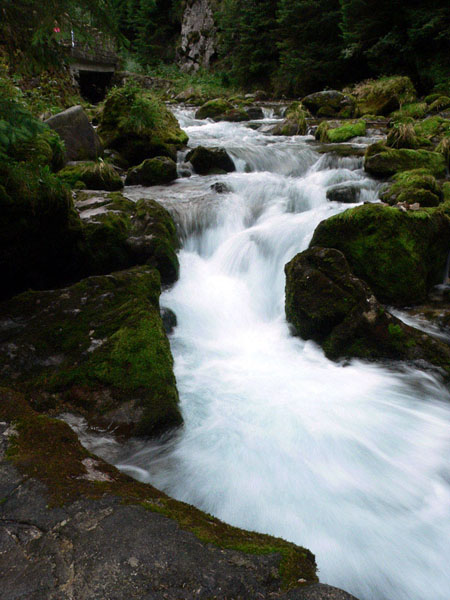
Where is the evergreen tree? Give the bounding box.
[277,0,344,95]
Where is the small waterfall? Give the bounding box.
[109,108,450,600]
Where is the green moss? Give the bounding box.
[350,76,416,116]
[327,120,366,143]
[365,143,446,178]
[315,121,330,142]
[414,116,450,140]
[386,122,419,149]
[1,394,318,588]
[0,267,182,436]
[195,98,234,119]
[391,102,427,120]
[310,203,450,305]
[380,169,442,207]
[58,161,123,191]
[125,156,177,186]
[98,84,188,166]
[429,96,450,113]
[11,125,66,171]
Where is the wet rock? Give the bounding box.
[326,185,360,203]
[285,584,359,599]
[58,161,123,191]
[98,86,188,167]
[380,169,443,207]
[302,91,356,118]
[45,105,102,162]
[0,396,322,599]
[285,247,450,371]
[195,99,250,122]
[310,203,450,306]
[272,102,308,136]
[246,106,265,120]
[364,142,446,178]
[125,156,177,186]
[0,267,182,437]
[187,146,236,175]
[76,192,180,286]
[161,307,177,334]
[211,181,231,194]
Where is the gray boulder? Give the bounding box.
[45,105,102,162]
[326,185,360,203]
[187,146,236,175]
[302,91,356,118]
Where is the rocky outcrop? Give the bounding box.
[178,0,218,72]
[0,392,342,599]
[0,267,182,437]
[45,105,102,162]
[364,142,447,178]
[58,160,123,191]
[310,203,450,306]
[125,156,178,186]
[195,98,250,122]
[302,91,356,118]
[98,86,188,167]
[285,247,450,371]
[187,146,236,175]
[76,192,180,285]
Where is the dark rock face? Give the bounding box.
[310,203,450,306]
[187,146,236,175]
[45,105,102,162]
[0,400,327,599]
[125,156,178,186]
[285,247,450,371]
[0,267,182,437]
[326,185,360,203]
[286,585,359,600]
[302,91,356,118]
[76,192,180,286]
[246,106,265,120]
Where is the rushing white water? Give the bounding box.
[88,109,450,600]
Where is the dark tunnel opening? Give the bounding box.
[77,70,114,104]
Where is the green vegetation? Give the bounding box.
[98,83,188,166]
[310,203,450,305]
[380,169,443,207]
[125,156,177,186]
[58,160,124,190]
[327,120,366,143]
[365,143,447,178]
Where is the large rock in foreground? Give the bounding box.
[310,203,450,306]
[45,105,102,162]
[125,156,178,186]
[0,391,329,599]
[0,267,182,436]
[285,247,450,370]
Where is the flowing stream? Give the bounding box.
[73,108,450,600]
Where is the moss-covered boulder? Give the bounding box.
[310,203,450,305]
[58,161,123,191]
[326,120,366,143]
[186,146,236,175]
[364,142,446,178]
[195,98,233,119]
[386,122,419,149]
[349,76,416,116]
[380,169,443,207]
[125,156,177,186]
[414,116,450,143]
[98,84,188,167]
[302,90,356,118]
[45,105,102,162]
[76,192,180,285]
[0,392,319,595]
[272,103,308,136]
[285,247,450,371]
[0,161,83,301]
[0,266,182,436]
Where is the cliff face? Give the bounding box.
[178,0,218,72]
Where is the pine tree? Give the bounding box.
[277,0,344,95]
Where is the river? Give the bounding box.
[71,107,450,600]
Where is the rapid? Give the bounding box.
[72,107,450,600]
